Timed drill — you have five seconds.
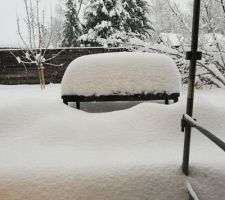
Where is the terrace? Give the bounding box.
[0,0,225,200]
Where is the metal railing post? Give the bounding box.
[182,0,202,175]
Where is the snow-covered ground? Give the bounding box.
[0,84,225,200]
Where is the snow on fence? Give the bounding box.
[0,47,126,85]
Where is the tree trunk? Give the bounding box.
[38,66,45,89]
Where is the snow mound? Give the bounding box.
[61,52,181,96]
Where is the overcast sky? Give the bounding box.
[0,0,192,47]
[0,0,58,47]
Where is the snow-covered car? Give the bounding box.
[61,52,181,108]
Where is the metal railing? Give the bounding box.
[181,114,225,175]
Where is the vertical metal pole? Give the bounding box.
[182,0,201,175]
[76,102,80,109]
[165,95,169,105]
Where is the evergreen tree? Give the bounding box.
[122,0,154,39]
[81,0,127,46]
[81,0,153,46]
[62,0,82,47]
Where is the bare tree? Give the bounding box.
[11,0,63,89]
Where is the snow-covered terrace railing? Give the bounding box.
[181,114,225,174]
[61,52,181,109]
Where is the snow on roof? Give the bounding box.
[61,52,181,96]
[159,33,183,47]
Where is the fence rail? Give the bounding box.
[181,114,225,175]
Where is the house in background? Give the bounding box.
[158,33,184,49]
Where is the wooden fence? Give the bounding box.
[0,47,126,85]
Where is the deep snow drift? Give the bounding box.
[0,85,224,200]
[61,52,181,96]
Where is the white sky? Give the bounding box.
[0,0,58,47]
[0,0,192,47]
